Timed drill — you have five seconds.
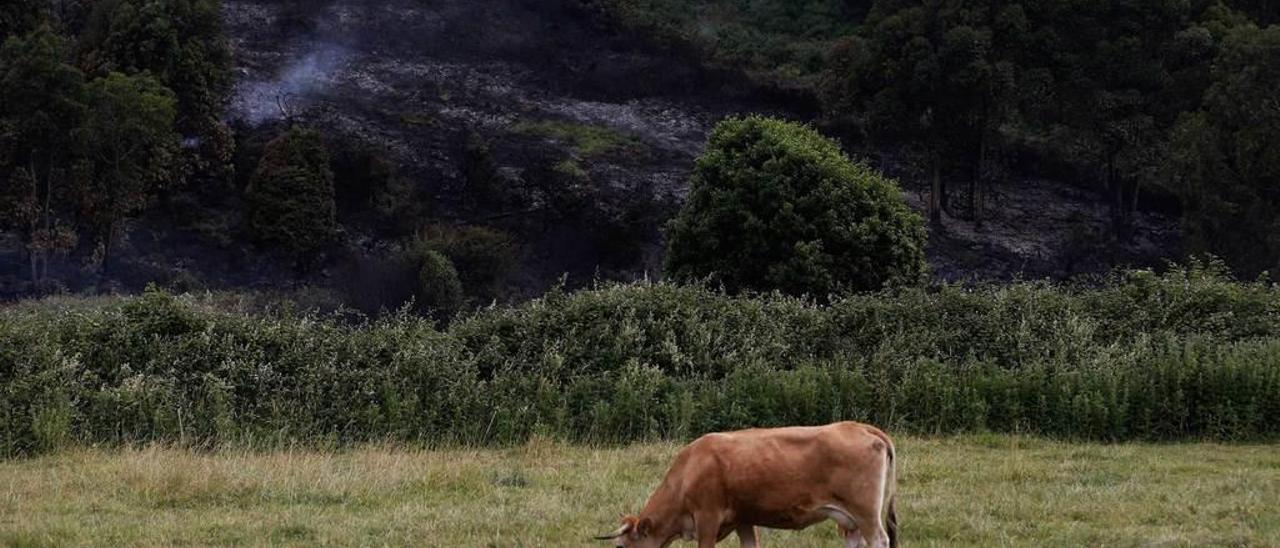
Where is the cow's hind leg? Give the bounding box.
[736,524,760,548]
[848,505,888,548]
[861,523,890,548]
[847,438,894,548]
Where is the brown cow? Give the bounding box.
[595,422,898,548]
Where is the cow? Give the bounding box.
[595,421,898,548]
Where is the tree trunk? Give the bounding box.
[930,156,943,226]
[968,173,977,220]
[28,246,38,285]
[26,215,41,284]
[102,223,115,275]
[1130,180,1141,224]
[39,160,53,284]
[1106,155,1128,240]
[974,134,987,228]
[938,171,950,215]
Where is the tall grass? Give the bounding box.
[4,438,1277,546]
[3,263,1279,456]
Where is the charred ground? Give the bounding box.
[0,0,1183,305]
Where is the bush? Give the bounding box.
[245,127,337,255]
[417,250,464,320]
[1,264,1278,457]
[460,129,511,211]
[416,224,518,303]
[329,136,424,235]
[665,116,927,297]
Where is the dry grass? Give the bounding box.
[1,436,1277,547]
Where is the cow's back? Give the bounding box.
[678,422,885,529]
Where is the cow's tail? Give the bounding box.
[876,430,899,548]
[886,471,898,548]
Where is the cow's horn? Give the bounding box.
[593,522,632,540]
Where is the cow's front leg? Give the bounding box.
[694,512,724,548]
[736,524,759,548]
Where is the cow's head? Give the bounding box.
[594,514,657,547]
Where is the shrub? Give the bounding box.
[2,264,1279,457]
[665,116,927,298]
[417,249,464,320]
[416,224,518,304]
[329,136,423,235]
[245,126,337,255]
[461,129,513,211]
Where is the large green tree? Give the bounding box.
[79,0,233,178]
[74,71,180,271]
[665,116,926,297]
[245,127,338,257]
[0,26,86,282]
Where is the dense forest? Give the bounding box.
[597,0,1280,272]
[3,0,1280,311]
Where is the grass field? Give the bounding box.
[1,436,1277,547]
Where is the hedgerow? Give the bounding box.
[2,262,1278,456]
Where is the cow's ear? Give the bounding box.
[636,517,653,537]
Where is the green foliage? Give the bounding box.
[416,224,519,304]
[0,0,47,41]
[1168,23,1280,275]
[1,6,232,278]
[245,127,338,256]
[0,26,86,280]
[580,0,867,88]
[665,116,926,297]
[0,27,86,160]
[2,264,1279,457]
[79,0,231,126]
[520,154,673,271]
[328,136,423,235]
[416,249,465,321]
[522,157,597,220]
[461,129,511,211]
[75,71,180,268]
[78,0,233,176]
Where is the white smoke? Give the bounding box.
[232,43,349,125]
